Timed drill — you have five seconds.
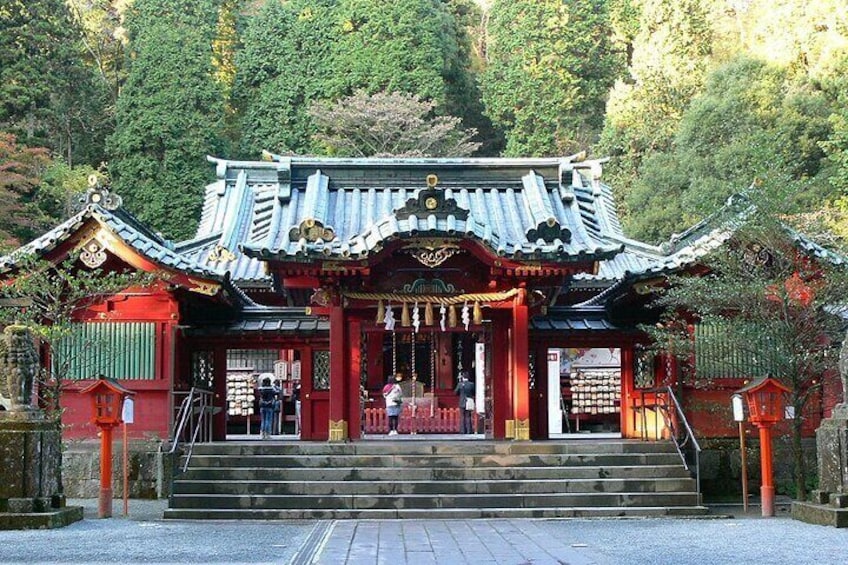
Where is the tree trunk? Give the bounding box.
[792,411,806,500]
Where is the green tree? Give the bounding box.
[0,0,110,166]
[108,0,226,241]
[234,0,337,156]
[309,90,480,157]
[235,0,487,157]
[597,0,714,202]
[0,254,153,417]
[479,0,623,157]
[626,57,835,243]
[650,213,848,500]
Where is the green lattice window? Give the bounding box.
[634,345,655,389]
[313,350,330,390]
[695,321,786,379]
[53,322,156,380]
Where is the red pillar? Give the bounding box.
[328,305,349,441]
[347,319,362,440]
[512,289,530,440]
[620,343,635,438]
[491,312,510,439]
[98,426,113,518]
[758,425,775,517]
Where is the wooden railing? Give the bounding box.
[363,405,477,434]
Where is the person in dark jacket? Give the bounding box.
[257,375,277,440]
[454,370,476,434]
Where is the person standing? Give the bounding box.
[256,375,277,440]
[382,374,403,435]
[454,370,476,434]
[292,382,302,435]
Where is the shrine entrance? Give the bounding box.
[546,347,623,438]
[360,326,491,436]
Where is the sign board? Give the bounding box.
[121,397,135,424]
[474,343,485,413]
[731,394,745,422]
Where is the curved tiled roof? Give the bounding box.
[0,201,222,281]
[187,156,624,276]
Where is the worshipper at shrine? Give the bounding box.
[256,375,277,440]
[454,370,476,434]
[382,374,404,435]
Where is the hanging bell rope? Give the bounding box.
[430,339,436,417]
[392,330,397,376]
[376,300,385,325]
[411,330,416,380]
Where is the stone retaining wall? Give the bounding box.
[62,440,172,499]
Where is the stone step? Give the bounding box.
[168,491,702,510]
[178,464,692,482]
[183,452,684,469]
[171,477,697,496]
[186,440,678,457]
[166,440,704,519]
[163,505,710,520]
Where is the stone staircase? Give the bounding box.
[164,439,707,519]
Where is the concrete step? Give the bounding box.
[171,477,697,495]
[183,452,684,469]
[187,440,679,457]
[178,464,693,482]
[166,440,705,519]
[168,491,702,510]
[163,505,710,520]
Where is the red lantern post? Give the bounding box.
[79,378,135,518]
[734,376,791,517]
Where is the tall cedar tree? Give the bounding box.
[597,0,713,211]
[235,0,485,157]
[479,0,623,157]
[0,0,110,166]
[108,0,226,241]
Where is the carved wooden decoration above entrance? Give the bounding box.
[402,240,464,268]
[394,174,469,220]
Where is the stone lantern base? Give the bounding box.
[0,411,83,530]
[792,405,848,528]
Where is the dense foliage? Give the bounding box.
[479,0,623,156]
[107,0,226,240]
[1,0,847,247]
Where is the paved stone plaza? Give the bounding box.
[0,499,844,564]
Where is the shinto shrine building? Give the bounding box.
[0,154,842,443]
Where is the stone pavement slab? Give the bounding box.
[304,517,847,565]
[1,500,846,564]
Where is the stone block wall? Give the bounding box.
[700,437,817,499]
[62,440,172,499]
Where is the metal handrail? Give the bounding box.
[634,385,702,497]
[170,387,214,472]
[662,385,702,497]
